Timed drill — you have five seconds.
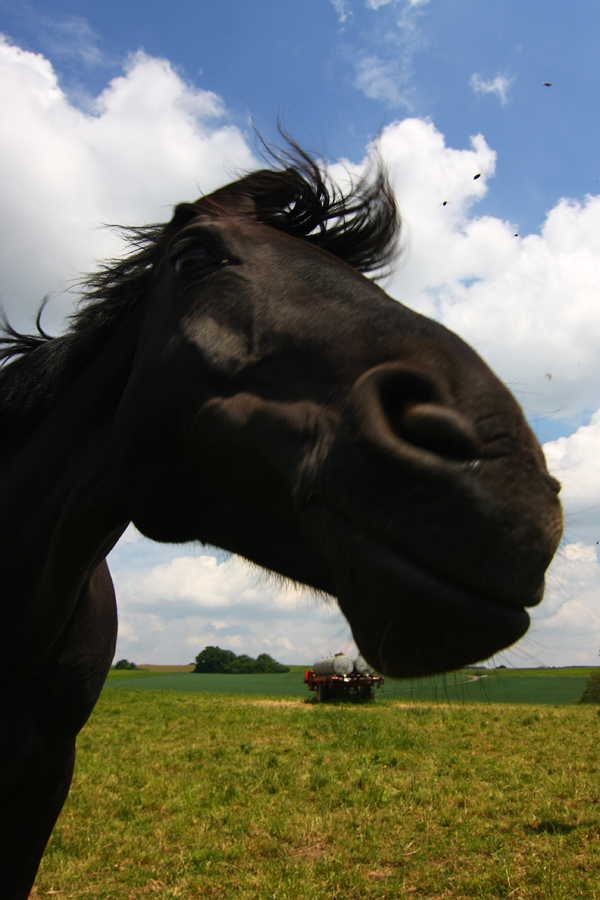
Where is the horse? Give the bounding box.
[0,144,562,897]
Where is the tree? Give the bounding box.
[193,646,238,673]
[229,654,260,674]
[256,653,290,673]
[114,659,137,670]
[579,669,600,703]
[193,646,290,674]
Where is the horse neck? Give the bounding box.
[0,306,143,668]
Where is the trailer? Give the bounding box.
[304,654,384,702]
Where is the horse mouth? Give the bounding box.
[301,502,533,678]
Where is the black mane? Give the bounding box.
[0,141,400,428]
[231,138,400,276]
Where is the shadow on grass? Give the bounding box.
[305,694,381,706]
[524,821,580,835]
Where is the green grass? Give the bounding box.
[105,668,591,705]
[33,689,600,899]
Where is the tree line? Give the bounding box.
[194,646,289,674]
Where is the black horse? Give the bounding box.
[0,146,562,897]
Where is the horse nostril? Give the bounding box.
[351,363,481,466]
[394,402,480,462]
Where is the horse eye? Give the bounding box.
[172,245,216,274]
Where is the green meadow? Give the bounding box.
[32,670,600,899]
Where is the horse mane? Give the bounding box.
[221,136,400,276]
[0,139,400,428]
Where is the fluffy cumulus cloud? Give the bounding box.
[530,420,600,664]
[112,551,354,665]
[0,37,255,332]
[486,541,600,668]
[357,118,600,425]
[508,542,600,667]
[544,414,600,547]
[2,39,600,665]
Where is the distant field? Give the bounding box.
[138,664,195,673]
[105,670,309,695]
[106,669,155,680]
[107,664,308,679]
[33,688,600,899]
[105,667,596,705]
[485,667,597,678]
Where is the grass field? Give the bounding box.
[32,684,600,899]
[105,667,595,705]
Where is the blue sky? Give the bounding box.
[1,0,600,666]
[3,0,599,238]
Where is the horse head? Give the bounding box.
[108,154,562,677]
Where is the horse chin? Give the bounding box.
[302,503,532,678]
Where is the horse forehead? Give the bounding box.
[177,212,366,275]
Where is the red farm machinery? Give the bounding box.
[303,654,384,702]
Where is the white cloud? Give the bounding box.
[469,72,513,105]
[354,54,413,107]
[356,118,600,423]
[353,0,428,108]
[114,554,314,618]
[543,413,600,547]
[488,541,600,668]
[39,15,106,68]
[0,37,256,333]
[113,553,354,665]
[330,0,351,23]
[366,0,429,9]
[563,543,596,562]
[489,418,600,667]
[529,543,600,665]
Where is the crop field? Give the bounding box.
[32,683,600,899]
